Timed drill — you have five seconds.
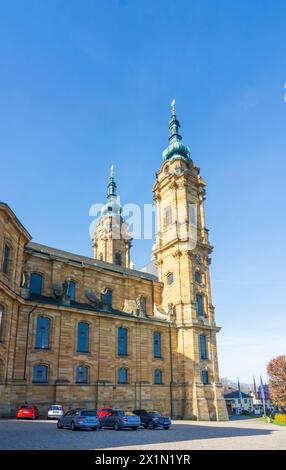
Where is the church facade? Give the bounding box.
[0,106,228,420]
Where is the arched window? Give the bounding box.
[195,271,202,284]
[154,369,163,384]
[77,322,89,353]
[167,273,174,285]
[201,369,209,385]
[199,334,207,360]
[115,252,122,266]
[33,364,48,383]
[35,317,51,349]
[68,280,76,301]
[30,273,43,295]
[153,332,162,358]
[102,289,112,306]
[118,327,128,356]
[2,244,10,275]
[0,304,4,341]
[76,366,88,384]
[165,206,172,226]
[117,367,128,384]
[196,293,204,317]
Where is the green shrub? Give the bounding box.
[274,413,286,425]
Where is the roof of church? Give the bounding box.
[26,241,159,282]
[29,293,168,324]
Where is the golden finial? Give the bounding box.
[171,98,176,114]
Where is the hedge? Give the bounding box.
[274,413,286,424]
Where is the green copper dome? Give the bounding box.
[162,103,191,161]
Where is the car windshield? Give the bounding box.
[50,406,62,410]
[125,412,136,416]
[80,410,98,416]
[20,405,33,410]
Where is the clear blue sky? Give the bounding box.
[1,0,286,383]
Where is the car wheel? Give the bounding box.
[92,427,97,431]
[163,426,170,430]
[148,421,155,429]
[57,421,63,429]
[114,422,120,431]
[71,421,77,431]
[99,423,102,429]
[143,424,148,429]
[132,427,138,431]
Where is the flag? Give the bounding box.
[237,378,243,401]
[260,376,266,416]
[253,376,257,398]
[260,376,265,402]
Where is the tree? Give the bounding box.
[267,355,286,405]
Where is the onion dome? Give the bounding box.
[162,99,191,161]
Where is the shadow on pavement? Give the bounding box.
[0,419,277,450]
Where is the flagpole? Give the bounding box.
[260,376,266,417]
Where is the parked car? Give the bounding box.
[47,405,64,420]
[57,409,100,431]
[98,406,113,420]
[16,404,39,420]
[100,410,140,430]
[133,409,171,429]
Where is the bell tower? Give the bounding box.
[92,166,132,268]
[153,101,228,421]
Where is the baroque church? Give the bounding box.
[0,104,228,420]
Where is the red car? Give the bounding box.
[98,407,112,419]
[16,404,39,420]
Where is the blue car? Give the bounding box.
[57,408,100,431]
[133,409,171,429]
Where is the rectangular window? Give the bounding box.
[76,366,88,384]
[33,365,48,383]
[30,273,43,295]
[199,334,207,360]
[77,322,89,353]
[196,294,204,316]
[201,369,209,385]
[118,327,128,356]
[153,332,162,358]
[35,317,50,349]
[68,281,76,301]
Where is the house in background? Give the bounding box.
[224,390,254,415]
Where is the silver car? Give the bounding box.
[57,408,100,431]
[47,405,64,420]
[100,410,141,430]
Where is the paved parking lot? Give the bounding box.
[0,417,285,450]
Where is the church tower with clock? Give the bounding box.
[152,101,228,420]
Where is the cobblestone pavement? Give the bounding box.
[0,418,285,450]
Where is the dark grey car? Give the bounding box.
[57,408,100,431]
[100,410,141,430]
